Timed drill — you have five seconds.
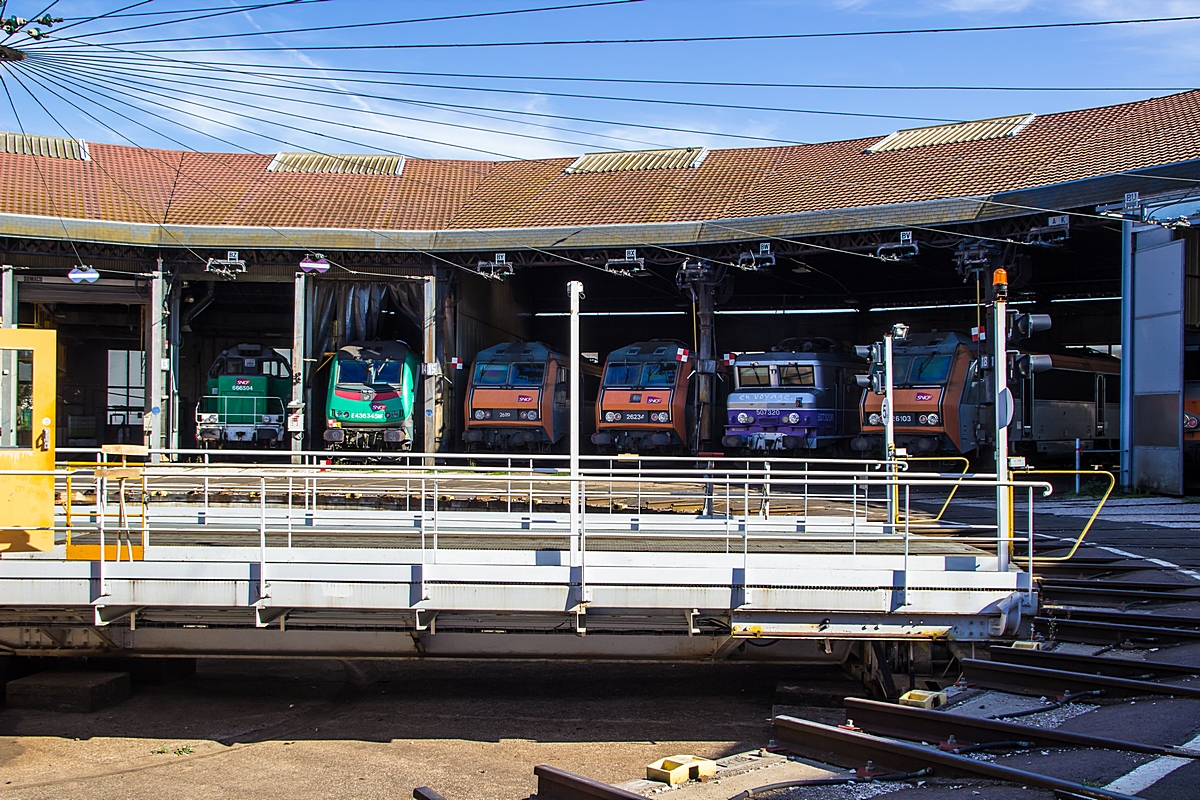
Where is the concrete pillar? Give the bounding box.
[423,275,437,456]
[144,265,166,461]
[291,272,306,461]
[0,264,14,328]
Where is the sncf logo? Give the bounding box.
[517,395,533,403]
[370,403,386,411]
[234,378,251,387]
[915,392,934,401]
[646,396,663,404]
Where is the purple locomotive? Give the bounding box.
[720,337,865,454]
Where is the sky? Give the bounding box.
[1,0,1199,161]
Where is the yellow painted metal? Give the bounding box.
[1020,469,1116,565]
[899,456,972,528]
[0,328,56,553]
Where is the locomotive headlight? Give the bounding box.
[868,413,881,426]
[262,414,272,424]
[605,411,617,423]
[1185,412,1199,430]
[736,412,753,424]
[926,413,939,425]
[474,409,486,420]
[786,412,800,424]
[918,415,928,425]
[200,413,218,424]
[526,410,538,421]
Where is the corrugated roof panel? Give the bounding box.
[1,132,89,160]
[868,114,1034,153]
[267,152,405,175]
[565,147,707,174]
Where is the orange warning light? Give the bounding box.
[992,268,1008,286]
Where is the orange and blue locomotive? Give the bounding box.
[462,341,574,452]
[591,340,694,453]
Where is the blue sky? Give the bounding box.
[3,0,1199,160]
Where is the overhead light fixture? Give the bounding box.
[875,231,918,262]
[68,265,99,284]
[300,253,330,273]
[475,252,514,281]
[604,249,652,277]
[205,250,247,280]
[736,242,776,272]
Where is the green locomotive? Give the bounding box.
[323,340,419,450]
[195,343,291,448]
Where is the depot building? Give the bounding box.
[1,91,1199,491]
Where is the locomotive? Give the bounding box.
[462,341,581,452]
[721,338,865,453]
[323,340,420,450]
[591,340,693,453]
[195,343,291,448]
[854,331,1120,457]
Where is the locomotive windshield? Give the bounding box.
[604,361,677,387]
[337,358,402,387]
[474,362,509,385]
[738,366,771,387]
[893,354,953,386]
[510,363,545,385]
[209,354,289,378]
[643,362,677,386]
[779,365,815,386]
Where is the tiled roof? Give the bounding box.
[0,91,1198,237]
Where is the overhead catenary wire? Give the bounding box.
[33,0,639,47]
[25,13,1200,52]
[23,47,964,124]
[26,51,813,147]
[27,52,1194,95]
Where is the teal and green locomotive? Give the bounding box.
[323,340,419,450]
[195,343,291,448]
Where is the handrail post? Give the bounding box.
[259,475,268,601]
[97,472,108,597]
[1075,438,1081,494]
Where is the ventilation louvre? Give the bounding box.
[2,132,89,160]
[867,114,1035,153]
[565,147,707,174]
[267,152,405,175]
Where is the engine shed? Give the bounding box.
[2,91,1199,492]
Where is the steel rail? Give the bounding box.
[1040,608,1200,629]
[1035,616,1200,645]
[988,645,1200,679]
[412,788,449,800]
[1039,578,1200,593]
[843,697,1200,759]
[772,715,1139,800]
[532,765,644,800]
[1039,584,1200,605]
[959,658,1200,699]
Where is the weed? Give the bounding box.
[173,745,194,756]
[151,745,169,755]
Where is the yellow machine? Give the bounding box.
[0,328,56,553]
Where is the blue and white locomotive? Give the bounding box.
[720,337,865,453]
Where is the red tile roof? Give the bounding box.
[1,91,1198,236]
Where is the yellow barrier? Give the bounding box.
[1017,469,1116,566]
[897,455,972,528]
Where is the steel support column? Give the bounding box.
[167,275,181,452]
[291,271,306,461]
[423,275,438,455]
[1120,219,1133,489]
[0,264,14,328]
[144,264,166,460]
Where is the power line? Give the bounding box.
[26,48,962,124]
[28,14,1200,53]
[35,0,637,48]
[34,52,1197,95]
[32,0,158,38]
[29,51,814,147]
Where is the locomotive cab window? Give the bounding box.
[0,349,34,449]
[778,365,815,387]
[738,366,772,387]
[510,363,545,386]
[223,358,244,375]
[474,362,509,385]
[374,360,401,384]
[908,355,953,385]
[604,363,641,386]
[337,360,371,386]
[643,362,677,387]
